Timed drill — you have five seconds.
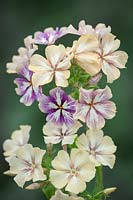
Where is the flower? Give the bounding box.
[6,36,38,74]
[34,27,67,45]
[14,66,43,106]
[76,129,117,169]
[67,20,111,38]
[3,125,31,162]
[29,44,72,87]
[50,149,96,194]
[39,87,76,126]
[50,190,84,200]
[50,190,69,200]
[43,120,82,145]
[8,144,46,188]
[96,33,128,83]
[68,34,101,76]
[74,86,116,130]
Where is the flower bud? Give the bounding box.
[104,187,117,195]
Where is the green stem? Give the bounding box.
[94,166,103,199]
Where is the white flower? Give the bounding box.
[96,33,128,83]
[29,44,72,87]
[50,190,84,200]
[68,34,101,76]
[8,144,46,188]
[50,149,96,194]
[67,20,111,38]
[43,120,82,145]
[50,190,69,200]
[76,129,117,169]
[3,125,31,162]
[6,36,38,74]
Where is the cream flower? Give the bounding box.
[8,144,46,188]
[43,120,82,145]
[7,36,38,74]
[69,34,101,76]
[76,129,117,169]
[50,190,84,200]
[50,149,96,194]
[29,44,72,87]
[3,125,31,162]
[96,33,128,83]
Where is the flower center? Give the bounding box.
[70,169,77,175]
[90,149,96,156]
[58,105,63,109]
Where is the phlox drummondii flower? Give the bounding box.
[29,44,72,87]
[3,125,31,162]
[68,34,101,76]
[39,87,76,126]
[50,190,84,200]
[6,36,38,74]
[14,66,43,106]
[50,149,96,194]
[96,33,128,83]
[34,27,67,45]
[43,120,82,145]
[76,129,117,169]
[74,86,116,130]
[8,144,46,188]
[67,20,111,38]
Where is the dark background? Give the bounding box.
[0,0,133,199]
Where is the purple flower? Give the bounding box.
[34,27,67,45]
[39,88,76,126]
[74,86,116,130]
[14,67,43,106]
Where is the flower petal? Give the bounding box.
[32,71,53,86]
[50,170,69,189]
[55,70,70,87]
[96,154,116,169]
[94,101,116,119]
[32,166,46,182]
[75,52,101,76]
[102,60,120,83]
[102,33,120,54]
[52,150,71,170]
[105,50,128,69]
[86,107,105,130]
[46,45,66,66]
[75,34,98,54]
[65,176,86,194]
[29,54,52,72]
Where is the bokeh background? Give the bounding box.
[0,0,133,199]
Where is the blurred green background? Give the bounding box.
[0,0,133,199]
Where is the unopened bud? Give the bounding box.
[104,187,117,195]
[25,183,41,190]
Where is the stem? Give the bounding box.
[94,166,103,199]
[63,144,67,151]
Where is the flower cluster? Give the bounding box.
[3,20,128,200]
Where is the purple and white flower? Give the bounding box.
[39,87,76,126]
[74,86,116,130]
[34,27,67,45]
[14,66,43,106]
